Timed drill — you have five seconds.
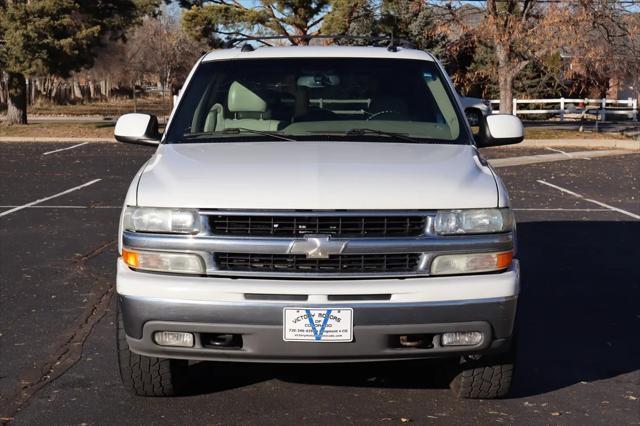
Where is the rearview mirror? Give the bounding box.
[114,113,161,145]
[475,114,524,148]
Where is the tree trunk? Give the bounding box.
[88,80,96,100]
[72,78,83,100]
[132,79,137,113]
[498,71,514,114]
[495,43,513,114]
[0,79,6,105]
[6,72,28,124]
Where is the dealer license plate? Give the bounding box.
[283,308,353,342]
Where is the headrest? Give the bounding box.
[227,81,268,113]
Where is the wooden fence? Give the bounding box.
[490,98,638,121]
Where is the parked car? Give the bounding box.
[460,96,493,126]
[114,39,524,399]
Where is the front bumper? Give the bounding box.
[120,295,517,363]
[118,259,519,363]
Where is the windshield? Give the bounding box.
[165,58,467,144]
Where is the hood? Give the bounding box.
[136,141,498,210]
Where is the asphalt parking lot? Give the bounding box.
[0,141,638,425]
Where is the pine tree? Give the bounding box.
[0,0,158,124]
[180,0,330,47]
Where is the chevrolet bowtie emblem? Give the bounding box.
[289,234,347,259]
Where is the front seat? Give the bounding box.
[220,81,281,131]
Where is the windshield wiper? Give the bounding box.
[221,128,296,142]
[343,128,420,143]
[182,128,296,142]
[308,128,420,143]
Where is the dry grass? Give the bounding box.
[0,122,115,138]
[524,128,629,140]
[27,97,172,117]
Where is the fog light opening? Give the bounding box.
[442,331,483,346]
[201,333,243,349]
[153,331,194,347]
[397,334,434,349]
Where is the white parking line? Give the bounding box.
[544,146,591,160]
[544,147,572,158]
[42,142,89,156]
[0,179,102,218]
[0,205,119,209]
[537,180,640,220]
[513,208,609,212]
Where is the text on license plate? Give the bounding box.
[283,308,353,342]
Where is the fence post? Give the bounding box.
[512,98,517,116]
[560,97,565,122]
[600,98,606,122]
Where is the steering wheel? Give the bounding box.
[366,110,401,121]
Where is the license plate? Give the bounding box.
[283,308,353,342]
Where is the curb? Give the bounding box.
[518,139,639,150]
[0,137,115,143]
[489,149,633,168]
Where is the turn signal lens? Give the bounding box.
[122,249,139,268]
[121,249,205,275]
[496,251,513,269]
[431,251,513,275]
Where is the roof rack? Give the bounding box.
[225,35,416,51]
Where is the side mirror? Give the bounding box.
[475,114,524,148]
[114,113,161,145]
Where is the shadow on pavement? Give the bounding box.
[177,220,640,397]
[511,220,639,397]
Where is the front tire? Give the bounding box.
[449,347,515,399]
[116,308,188,396]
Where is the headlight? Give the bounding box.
[434,208,513,235]
[123,207,201,234]
[122,248,205,274]
[431,251,513,275]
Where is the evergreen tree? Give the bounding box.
[0,0,158,124]
[180,0,330,47]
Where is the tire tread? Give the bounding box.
[116,309,186,396]
[450,351,514,399]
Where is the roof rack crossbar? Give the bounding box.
[224,35,415,49]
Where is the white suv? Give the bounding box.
[114,41,524,399]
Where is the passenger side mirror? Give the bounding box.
[475,114,524,148]
[114,113,161,145]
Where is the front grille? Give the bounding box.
[209,215,426,238]
[216,253,421,274]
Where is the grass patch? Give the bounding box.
[22,97,171,117]
[0,122,115,138]
[524,128,629,140]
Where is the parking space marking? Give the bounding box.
[0,179,102,218]
[544,147,572,158]
[42,142,89,156]
[544,146,590,160]
[0,205,119,209]
[537,180,640,220]
[513,208,610,212]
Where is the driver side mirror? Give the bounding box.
[114,113,161,145]
[475,114,524,148]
